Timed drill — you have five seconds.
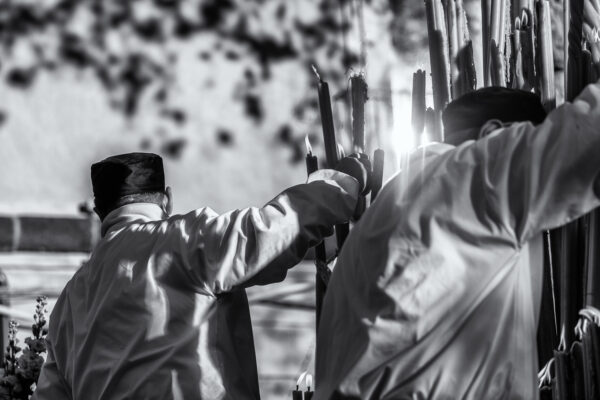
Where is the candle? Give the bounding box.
[305,136,318,175]
[312,65,349,248]
[536,0,555,110]
[304,374,313,400]
[293,372,307,400]
[411,69,426,136]
[425,0,450,115]
[350,74,368,154]
[304,135,328,327]
[481,0,492,86]
[445,0,459,99]
[312,65,339,168]
[371,149,385,201]
[490,39,506,87]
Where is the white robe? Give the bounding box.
[32,170,359,400]
[315,82,600,399]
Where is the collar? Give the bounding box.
[101,203,168,237]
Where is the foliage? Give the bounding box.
[0,297,48,400]
[0,0,380,160]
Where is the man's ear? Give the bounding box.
[478,119,504,139]
[164,186,173,215]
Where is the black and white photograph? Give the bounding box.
[0,0,598,399]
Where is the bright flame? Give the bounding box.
[337,143,345,159]
[306,373,313,389]
[296,371,308,387]
[305,135,313,155]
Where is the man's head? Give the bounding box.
[91,152,172,221]
[442,87,547,146]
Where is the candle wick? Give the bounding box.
[296,385,299,391]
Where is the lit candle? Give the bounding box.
[293,372,307,400]
[305,136,318,175]
[312,64,349,248]
[304,374,313,400]
[305,135,328,328]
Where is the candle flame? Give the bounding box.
[521,10,529,27]
[296,371,308,387]
[305,135,313,155]
[337,143,345,159]
[306,373,313,389]
[514,17,521,31]
[311,64,321,81]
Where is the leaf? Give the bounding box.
[5,68,36,89]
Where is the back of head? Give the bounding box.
[91,152,165,220]
[442,87,547,145]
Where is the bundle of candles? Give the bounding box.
[308,66,385,329]
[291,371,313,399]
[418,1,600,397]
[423,0,477,141]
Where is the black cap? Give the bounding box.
[91,152,165,206]
[442,87,547,135]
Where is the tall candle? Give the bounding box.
[350,74,368,153]
[312,66,339,168]
[411,69,426,136]
[305,135,329,329]
[312,65,350,248]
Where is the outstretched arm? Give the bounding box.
[170,169,359,294]
[470,81,600,244]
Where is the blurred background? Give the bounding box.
[0,0,563,398]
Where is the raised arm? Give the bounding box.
[170,169,359,294]
[470,81,600,244]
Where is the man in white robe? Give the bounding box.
[33,152,369,399]
[315,84,600,399]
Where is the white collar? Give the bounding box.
[101,203,167,237]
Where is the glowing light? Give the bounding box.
[306,373,313,389]
[390,71,415,156]
[296,371,308,387]
[305,135,313,155]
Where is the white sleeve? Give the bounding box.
[470,81,600,244]
[169,170,359,294]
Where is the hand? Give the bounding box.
[335,154,372,195]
